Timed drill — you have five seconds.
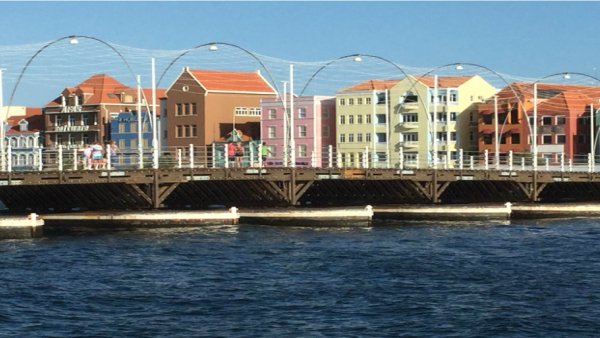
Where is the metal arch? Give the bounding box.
[7,35,139,113]
[155,41,281,96]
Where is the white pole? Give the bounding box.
[282,81,288,167]
[151,58,158,169]
[73,148,78,171]
[459,148,463,170]
[289,64,295,168]
[533,83,538,171]
[399,147,404,169]
[494,95,499,170]
[38,147,43,171]
[137,75,143,169]
[446,87,451,168]
[371,90,376,168]
[591,104,595,170]
[177,148,182,169]
[0,68,5,172]
[385,89,390,168]
[189,144,194,169]
[328,144,333,168]
[433,75,438,169]
[484,149,489,170]
[58,144,63,172]
[6,144,11,173]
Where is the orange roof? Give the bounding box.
[537,90,595,115]
[339,79,400,92]
[188,69,275,93]
[415,76,473,88]
[6,107,43,134]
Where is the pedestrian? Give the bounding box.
[260,142,271,167]
[82,144,92,169]
[235,142,244,168]
[91,142,105,169]
[108,140,120,167]
[227,142,235,167]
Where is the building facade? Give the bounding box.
[5,108,43,171]
[43,74,164,150]
[261,95,336,166]
[164,68,277,155]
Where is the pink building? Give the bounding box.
[261,96,336,166]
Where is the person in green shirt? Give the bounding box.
[260,142,271,167]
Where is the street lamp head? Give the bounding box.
[563,73,571,80]
[455,64,464,70]
[209,44,218,51]
[353,55,362,62]
[69,36,79,45]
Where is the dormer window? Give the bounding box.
[18,119,28,132]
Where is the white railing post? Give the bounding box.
[569,158,573,172]
[337,152,342,168]
[458,149,463,170]
[399,147,404,169]
[560,152,564,172]
[38,147,43,171]
[415,153,420,169]
[58,145,63,172]
[469,155,474,170]
[589,153,593,173]
[364,146,369,168]
[521,157,525,171]
[211,143,216,168]
[310,150,315,168]
[328,145,333,168]
[106,144,112,170]
[249,144,255,168]
[509,150,513,172]
[7,144,11,173]
[189,144,194,169]
[484,149,489,170]
[545,157,549,171]
[177,148,182,169]
[73,148,78,171]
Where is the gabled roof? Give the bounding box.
[339,79,400,93]
[46,74,131,107]
[414,76,473,88]
[188,69,276,94]
[6,107,43,134]
[537,90,596,115]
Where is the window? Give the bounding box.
[483,134,492,144]
[450,112,457,121]
[348,133,354,142]
[339,115,346,124]
[176,125,183,138]
[366,97,371,105]
[403,113,418,123]
[556,116,565,125]
[357,98,363,105]
[268,126,276,138]
[298,107,306,119]
[322,125,330,138]
[357,115,363,124]
[449,90,458,102]
[376,133,387,143]
[176,103,182,116]
[557,134,566,144]
[298,144,307,157]
[366,133,371,142]
[82,134,89,145]
[404,133,418,142]
[322,110,330,119]
[376,114,386,124]
[68,134,75,145]
[268,109,276,119]
[118,123,126,133]
[349,115,354,124]
[542,116,552,125]
[511,133,520,144]
[299,125,307,137]
[366,115,371,124]
[543,135,552,144]
[349,98,354,105]
[339,98,346,106]
[190,103,197,115]
[357,133,363,142]
[131,122,137,133]
[339,133,346,143]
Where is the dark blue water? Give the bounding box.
[2,218,600,337]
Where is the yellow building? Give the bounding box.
[390,75,497,168]
[335,80,399,168]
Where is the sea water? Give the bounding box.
[1,218,600,336]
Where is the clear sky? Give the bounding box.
[2,1,600,105]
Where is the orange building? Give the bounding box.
[478,82,600,162]
[164,68,277,150]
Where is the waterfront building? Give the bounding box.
[335,80,399,168]
[5,107,43,171]
[164,68,277,155]
[390,75,497,168]
[478,82,600,163]
[108,111,154,167]
[42,74,164,150]
[261,95,336,166]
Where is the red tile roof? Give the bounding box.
[415,76,473,88]
[339,79,400,92]
[188,69,276,93]
[6,107,43,134]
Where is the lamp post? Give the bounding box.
[0,68,5,171]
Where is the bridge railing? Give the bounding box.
[4,143,600,173]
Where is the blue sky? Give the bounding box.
[2,1,600,105]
